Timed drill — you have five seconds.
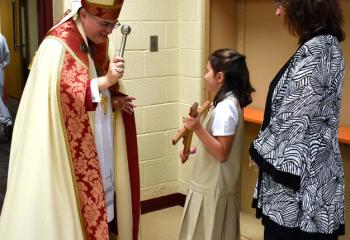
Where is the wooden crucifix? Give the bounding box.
[172,100,211,163]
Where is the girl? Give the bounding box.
[178,49,255,240]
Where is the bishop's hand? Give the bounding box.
[112,95,136,114]
[97,57,125,91]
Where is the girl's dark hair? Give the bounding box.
[209,49,255,108]
[275,0,345,43]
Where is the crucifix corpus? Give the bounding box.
[172,100,211,163]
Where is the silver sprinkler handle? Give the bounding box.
[119,25,131,57]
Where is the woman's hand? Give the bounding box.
[112,95,136,114]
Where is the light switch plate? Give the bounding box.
[150,35,158,52]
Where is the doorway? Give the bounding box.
[0,0,25,98]
[0,0,52,99]
[204,0,239,101]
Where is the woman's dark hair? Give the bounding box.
[209,49,255,108]
[275,0,345,43]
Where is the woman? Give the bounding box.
[249,1,345,239]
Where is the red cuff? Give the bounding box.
[109,83,120,96]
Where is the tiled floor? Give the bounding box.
[141,206,183,240]
[0,132,10,212]
[240,211,264,240]
[141,206,264,240]
[0,98,18,212]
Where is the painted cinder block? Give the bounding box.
[143,103,178,132]
[137,132,167,161]
[116,22,167,51]
[120,51,145,80]
[145,49,179,77]
[143,22,166,50]
[163,76,179,103]
[179,49,203,78]
[165,22,179,49]
[139,163,145,188]
[180,22,203,50]
[141,0,179,21]
[141,181,180,200]
[122,76,179,106]
[119,0,142,20]
[142,156,179,187]
[179,77,203,105]
[124,77,165,106]
[180,0,203,21]
[117,22,148,51]
[165,130,180,156]
[134,106,144,134]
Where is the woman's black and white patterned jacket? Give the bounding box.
[250,34,345,236]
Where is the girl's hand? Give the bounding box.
[184,114,201,131]
[112,95,136,114]
[180,146,196,162]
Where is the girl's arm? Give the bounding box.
[185,115,234,162]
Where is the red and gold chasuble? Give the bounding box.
[48,19,109,240]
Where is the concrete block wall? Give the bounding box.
[177,0,206,194]
[115,0,206,200]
